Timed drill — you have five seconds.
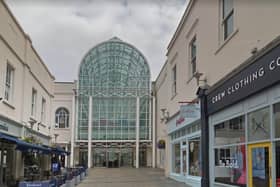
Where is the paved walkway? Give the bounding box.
[78,168,190,187]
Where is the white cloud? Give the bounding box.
[6,0,188,81]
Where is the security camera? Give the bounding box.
[55,123,59,128]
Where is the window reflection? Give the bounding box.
[173,143,181,174]
[248,107,270,142]
[214,145,246,186]
[215,116,245,146]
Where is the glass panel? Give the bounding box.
[251,147,270,187]
[172,143,181,174]
[274,103,280,138]
[215,116,245,146]
[248,107,270,142]
[214,145,246,186]
[224,14,234,39]
[223,0,233,18]
[275,142,280,185]
[189,138,201,176]
[182,150,187,175]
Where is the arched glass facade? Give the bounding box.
[77,37,151,141]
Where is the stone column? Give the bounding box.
[152,96,156,168]
[135,97,140,168]
[70,95,76,167]
[65,146,68,167]
[88,96,93,168]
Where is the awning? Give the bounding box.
[51,146,70,155]
[0,132,51,154]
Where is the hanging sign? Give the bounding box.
[176,103,200,126]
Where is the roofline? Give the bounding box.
[154,60,168,84]
[166,0,195,56]
[207,35,280,95]
[3,0,55,80]
[55,81,75,84]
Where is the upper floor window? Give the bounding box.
[31,88,37,117]
[172,65,177,96]
[190,36,197,75]
[55,108,69,128]
[4,63,14,102]
[222,0,234,40]
[41,97,46,123]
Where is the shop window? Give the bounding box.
[248,107,270,142]
[274,103,280,138]
[275,141,280,185]
[214,116,245,146]
[55,107,69,128]
[189,138,201,176]
[214,145,246,186]
[172,143,181,174]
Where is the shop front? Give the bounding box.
[206,37,280,187]
[167,103,201,187]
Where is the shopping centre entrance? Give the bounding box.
[78,142,150,168]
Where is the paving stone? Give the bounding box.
[78,168,191,187]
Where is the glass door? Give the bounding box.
[182,149,187,176]
[248,143,272,187]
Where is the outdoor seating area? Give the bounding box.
[18,167,88,187]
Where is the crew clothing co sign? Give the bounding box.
[208,43,280,115]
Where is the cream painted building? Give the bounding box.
[0,0,55,185]
[155,0,280,186]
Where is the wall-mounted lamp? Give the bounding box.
[160,108,169,123]
[28,118,37,130]
[193,71,207,88]
[54,133,59,144]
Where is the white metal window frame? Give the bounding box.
[209,86,280,187]
[31,88,37,117]
[4,63,14,102]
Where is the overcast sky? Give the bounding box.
[6,0,188,81]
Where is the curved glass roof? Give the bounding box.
[77,37,151,141]
[78,37,150,97]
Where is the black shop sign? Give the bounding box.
[207,42,280,115]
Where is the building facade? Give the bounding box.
[155,0,280,186]
[0,0,54,185]
[56,37,156,169]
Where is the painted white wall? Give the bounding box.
[156,0,280,178]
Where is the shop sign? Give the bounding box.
[176,103,200,126]
[0,122,8,132]
[208,43,280,115]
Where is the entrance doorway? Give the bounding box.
[93,148,133,168]
[248,143,272,187]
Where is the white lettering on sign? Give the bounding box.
[211,55,280,104]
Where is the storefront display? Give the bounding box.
[173,143,181,174]
[189,138,200,176]
[206,39,280,187]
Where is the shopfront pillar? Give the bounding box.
[136,97,140,168]
[65,146,68,167]
[70,95,76,167]
[197,87,209,187]
[88,96,93,168]
[152,96,156,168]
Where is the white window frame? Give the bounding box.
[41,97,46,123]
[189,36,197,76]
[172,65,177,97]
[55,107,69,128]
[221,0,234,40]
[4,63,14,102]
[31,88,37,117]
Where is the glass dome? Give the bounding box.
[77,37,151,141]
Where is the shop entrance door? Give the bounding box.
[181,149,187,176]
[248,143,272,187]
